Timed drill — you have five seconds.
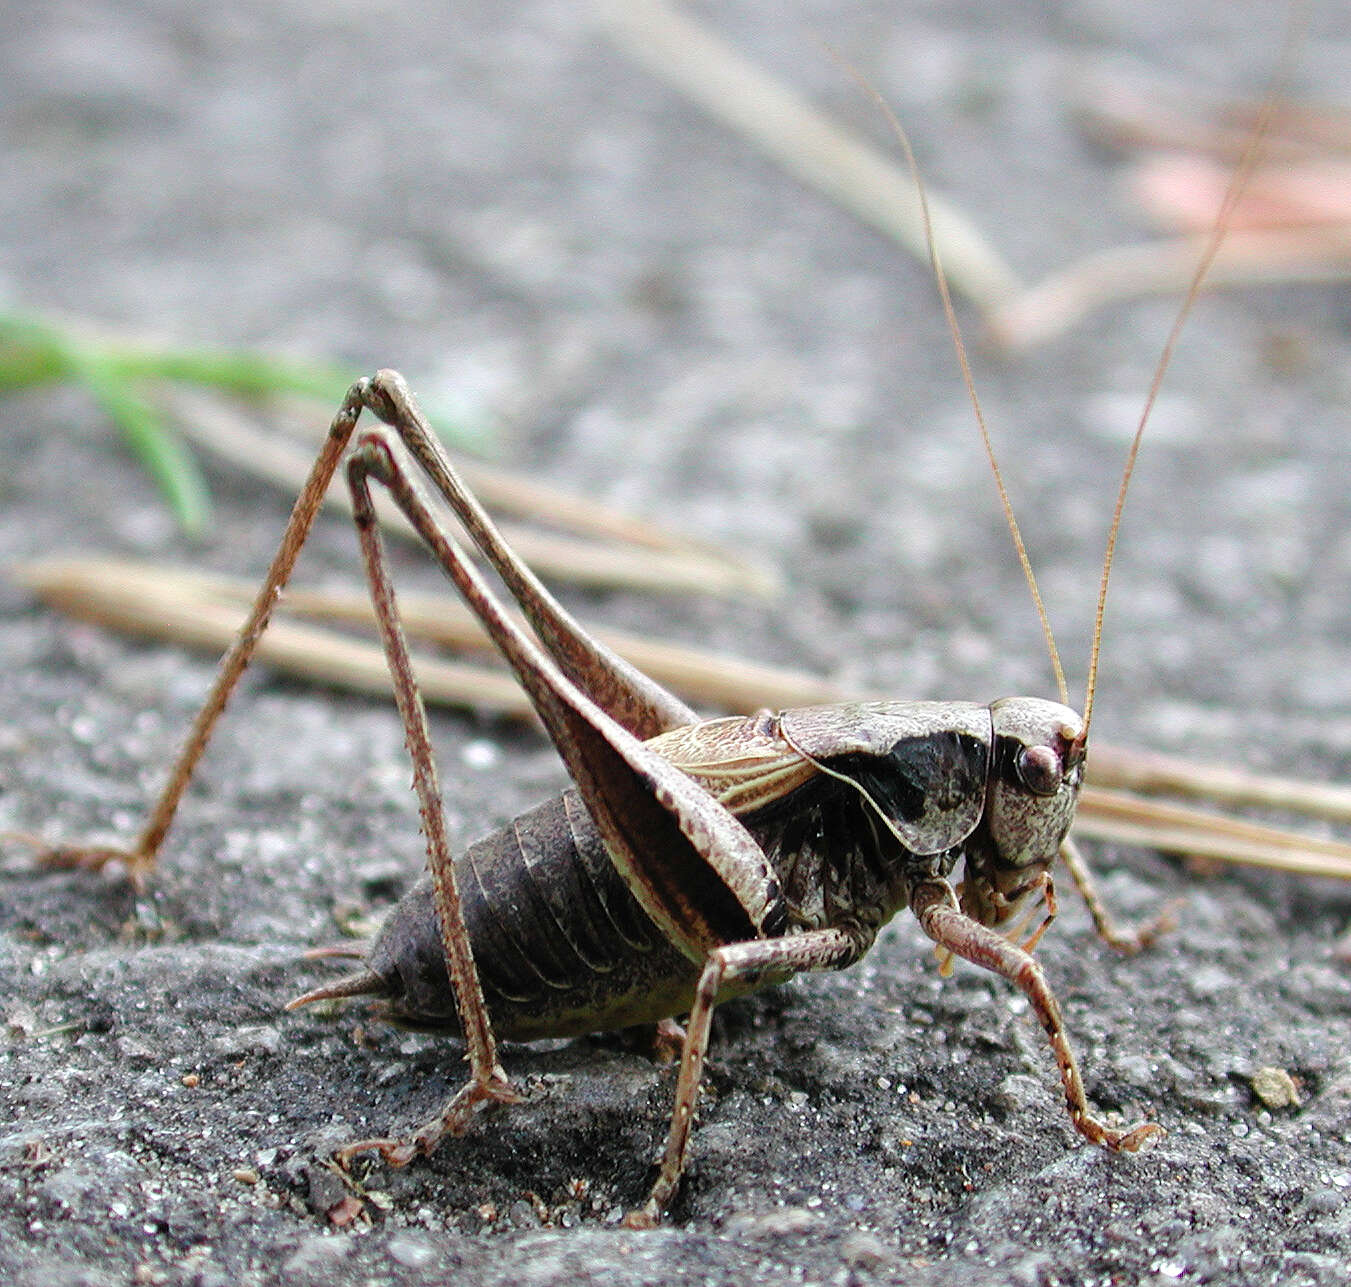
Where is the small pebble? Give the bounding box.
[1251,1066,1300,1110]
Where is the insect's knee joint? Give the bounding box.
[365,368,413,425]
[347,432,399,484]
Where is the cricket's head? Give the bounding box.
[958,696,1086,932]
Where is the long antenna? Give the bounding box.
[850,74,1070,707]
[1080,7,1306,738]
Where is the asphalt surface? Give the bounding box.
[3,2,1351,1285]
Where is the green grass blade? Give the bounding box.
[0,307,493,531]
[67,350,214,536]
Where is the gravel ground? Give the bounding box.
[3,2,1351,1285]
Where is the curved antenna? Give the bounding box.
[848,73,1070,707]
[1080,8,1306,738]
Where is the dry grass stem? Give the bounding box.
[1089,742,1351,825]
[161,386,779,600]
[990,61,1351,348]
[1072,60,1351,164]
[594,0,1020,311]
[15,554,1351,882]
[595,5,1351,351]
[14,557,533,717]
[987,227,1351,350]
[253,391,746,557]
[1077,787,1351,882]
[12,557,842,718]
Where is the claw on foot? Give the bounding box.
[475,1070,524,1113]
[336,1137,420,1170]
[1110,1120,1165,1152]
[335,1070,522,1173]
[1097,899,1185,956]
[1076,1108,1163,1153]
[1085,1116,1163,1152]
[5,832,154,890]
[621,1202,660,1231]
[651,1017,687,1063]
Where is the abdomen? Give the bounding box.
[368,790,702,1040]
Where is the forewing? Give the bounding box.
[530,687,789,963]
[645,716,820,815]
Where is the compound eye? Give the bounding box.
[1017,744,1063,797]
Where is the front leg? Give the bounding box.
[910,879,1160,1153]
[1059,837,1180,955]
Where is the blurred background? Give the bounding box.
[4,1,1350,733]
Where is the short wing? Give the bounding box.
[644,715,820,815]
[531,690,789,961]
